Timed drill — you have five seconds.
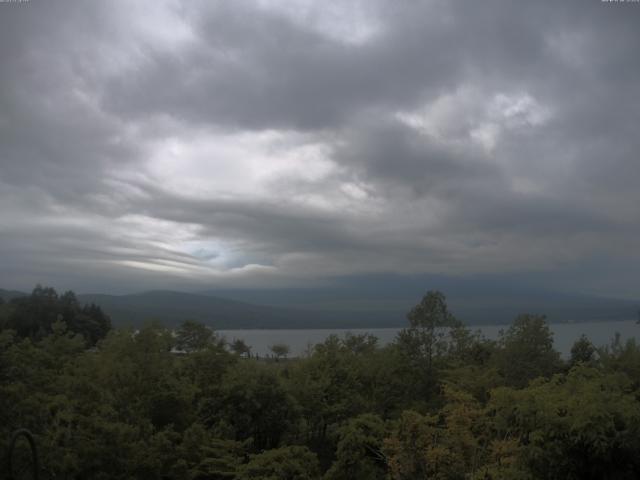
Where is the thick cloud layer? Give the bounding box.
[1,0,639,296]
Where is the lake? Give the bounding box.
[219,320,640,358]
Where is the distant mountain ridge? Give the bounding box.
[204,278,640,327]
[0,289,27,302]
[2,286,638,329]
[76,290,389,329]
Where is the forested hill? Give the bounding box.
[2,287,638,329]
[206,286,639,326]
[0,289,26,302]
[75,289,640,328]
[76,291,394,329]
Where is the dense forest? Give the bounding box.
[2,287,640,479]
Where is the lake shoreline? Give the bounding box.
[218,319,640,358]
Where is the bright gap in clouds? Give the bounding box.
[139,130,336,201]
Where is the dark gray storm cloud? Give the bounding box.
[1,0,639,297]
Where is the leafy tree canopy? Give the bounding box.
[6,285,111,345]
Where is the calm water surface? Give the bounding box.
[220,320,640,358]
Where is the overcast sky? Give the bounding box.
[1,0,639,297]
